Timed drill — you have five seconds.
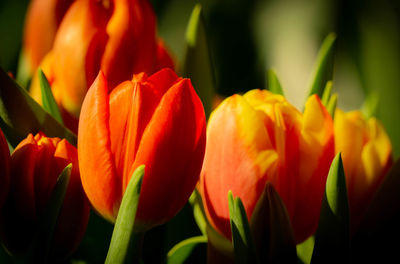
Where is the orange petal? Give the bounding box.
[131,78,206,229]
[78,71,119,222]
[292,95,334,243]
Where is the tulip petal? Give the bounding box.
[131,78,206,228]
[78,72,119,222]
[53,139,90,258]
[293,95,334,243]
[109,68,179,186]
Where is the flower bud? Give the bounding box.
[0,133,90,260]
[78,68,206,230]
[200,90,334,243]
[334,109,392,232]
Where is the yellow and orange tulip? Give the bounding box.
[30,0,174,132]
[0,129,10,208]
[78,68,206,230]
[22,0,75,76]
[200,90,334,243]
[0,133,90,259]
[334,109,392,232]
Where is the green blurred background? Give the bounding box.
[0,0,399,262]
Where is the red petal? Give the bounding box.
[78,71,120,222]
[132,78,206,228]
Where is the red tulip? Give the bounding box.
[0,129,10,208]
[200,90,334,243]
[30,0,174,132]
[78,68,206,230]
[0,133,90,260]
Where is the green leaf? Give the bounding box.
[267,69,284,96]
[321,81,333,106]
[306,33,336,100]
[326,93,337,119]
[38,69,63,125]
[351,158,400,262]
[311,153,349,263]
[296,236,314,264]
[188,189,207,236]
[27,163,71,263]
[105,165,145,264]
[228,191,257,264]
[182,3,215,118]
[16,50,32,90]
[0,67,76,147]
[167,236,207,264]
[250,183,297,263]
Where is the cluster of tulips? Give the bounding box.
[0,0,397,263]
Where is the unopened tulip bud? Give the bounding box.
[0,133,90,260]
[78,68,206,230]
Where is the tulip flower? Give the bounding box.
[22,0,75,77]
[0,133,90,260]
[334,109,392,232]
[199,90,334,243]
[30,0,174,131]
[78,68,206,230]
[0,129,10,208]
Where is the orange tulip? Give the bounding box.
[0,133,90,260]
[78,68,206,230]
[30,0,174,132]
[334,109,392,232]
[22,0,75,76]
[200,90,334,243]
[0,129,10,208]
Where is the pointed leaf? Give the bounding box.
[167,236,207,264]
[296,236,315,264]
[321,81,333,106]
[250,183,297,263]
[182,3,215,118]
[267,69,284,95]
[105,165,145,264]
[228,191,257,264]
[38,69,63,125]
[189,189,207,236]
[0,67,76,147]
[312,153,349,263]
[326,93,337,119]
[16,50,32,90]
[27,164,71,263]
[306,33,336,99]
[351,158,400,263]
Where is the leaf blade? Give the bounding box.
[306,33,336,100]
[38,69,63,125]
[311,153,349,263]
[0,67,76,147]
[182,3,215,118]
[105,165,145,264]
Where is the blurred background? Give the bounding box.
[1,0,399,157]
[0,0,399,262]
